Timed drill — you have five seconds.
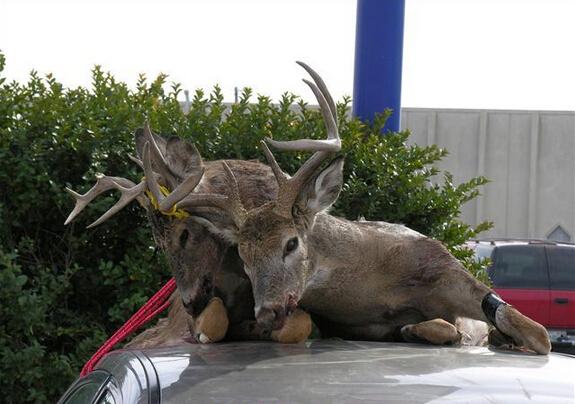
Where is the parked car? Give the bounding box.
[467,239,575,349]
[58,340,574,403]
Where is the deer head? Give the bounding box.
[244,63,343,330]
[188,62,343,330]
[65,124,248,317]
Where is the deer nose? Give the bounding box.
[182,277,213,317]
[256,305,286,330]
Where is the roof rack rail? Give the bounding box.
[470,238,575,246]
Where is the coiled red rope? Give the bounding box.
[80,277,177,377]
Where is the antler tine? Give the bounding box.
[260,62,341,213]
[158,165,206,213]
[128,154,143,169]
[142,141,166,206]
[64,175,116,225]
[265,63,340,153]
[143,122,177,188]
[142,140,209,214]
[87,181,147,228]
[143,122,167,166]
[265,78,339,152]
[260,140,289,187]
[221,161,248,223]
[64,175,146,227]
[176,161,247,227]
[296,60,337,122]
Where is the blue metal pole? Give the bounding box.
[353,0,405,133]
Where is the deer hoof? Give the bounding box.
[494,305,551,355]
[198,333,212,344]
[194,297,229,343]
[401,319,462,345]
[271,309,312,343]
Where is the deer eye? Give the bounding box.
[284,237,298,256]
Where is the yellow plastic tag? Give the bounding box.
[143,179,190,219]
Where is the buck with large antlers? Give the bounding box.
[65,124,312,347]
[191,62,551,354]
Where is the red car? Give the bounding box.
[468,239,575,349]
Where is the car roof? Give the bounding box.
[96,340,575,403]
[468,238,575,248]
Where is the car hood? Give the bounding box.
[100,340,574,403]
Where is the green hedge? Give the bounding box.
[0,52,491,403]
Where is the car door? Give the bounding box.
[490,244,551,326]
[545,245,575,329]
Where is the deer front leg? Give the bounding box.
[437,274,551,354]
[192,297,229,343]
[271,309,312,343]
[482,293,550,354]
[400,318,463,345]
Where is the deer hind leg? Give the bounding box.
[271,309,312,343]
[401,319,462,345]
[192,297,229,343]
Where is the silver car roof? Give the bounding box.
[97,340,574,403]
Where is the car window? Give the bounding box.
[97,390,116,404]
[491,245,549,288]
[546,246,575,290]
[62,381,102,403]
[59,371,112,404]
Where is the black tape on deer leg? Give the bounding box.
[482,293,507,326]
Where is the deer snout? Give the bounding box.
[255,304,287,331]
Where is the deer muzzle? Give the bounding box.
[255,292,299,331]
[181,276,214,317]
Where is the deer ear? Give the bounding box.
[294,157,344,222]
[164,137,204,180]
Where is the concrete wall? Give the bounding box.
[401,108,575,241]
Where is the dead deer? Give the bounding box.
[65,124,312,347]
[184,62,551,354]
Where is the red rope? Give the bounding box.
[80,277,177,377]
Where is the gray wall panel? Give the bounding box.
[402,108,575,241]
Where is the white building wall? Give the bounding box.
[401,108,575,241]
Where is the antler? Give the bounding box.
[141,140,204,212]
[178,162,248,227]
[141,140,247,227]
[141,122,179,189]
[64,176,147,228]
[65,124,203,228]
[262,61,341,215]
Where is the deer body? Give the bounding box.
[292,215,488,338]
[236,161,550,353]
